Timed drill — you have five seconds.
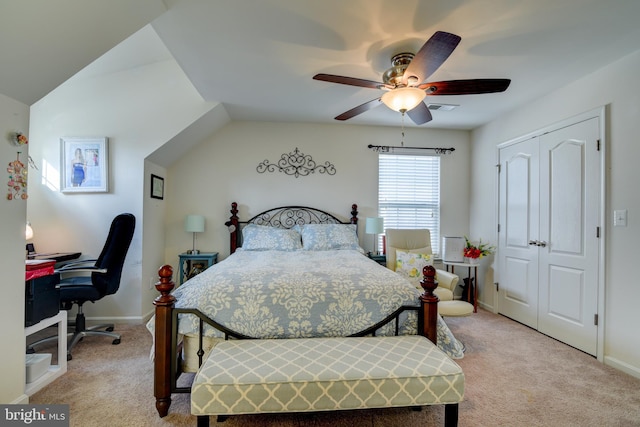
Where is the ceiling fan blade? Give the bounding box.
[407,102,433,125]
[419,79,511,95]
[335,98,382,121]
[313,73,384,89]
[402,31,461,86]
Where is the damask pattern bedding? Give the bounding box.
[169,249,464,359]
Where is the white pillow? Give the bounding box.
[395,249,433,286]
[241,224,302,251]
[298,223,362,252]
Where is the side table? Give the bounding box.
[368,253,387,266]
[178,252,218,285]
[443,261,479,313]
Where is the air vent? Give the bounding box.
[427,103,458,111]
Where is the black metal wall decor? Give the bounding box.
[257,147,336,178]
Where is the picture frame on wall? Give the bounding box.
[150,174,164,200]
[60,137,109,193]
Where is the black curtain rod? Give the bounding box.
[367,144,455,154]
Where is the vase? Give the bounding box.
[465,257,480,265]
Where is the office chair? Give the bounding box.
[28,213,136,360]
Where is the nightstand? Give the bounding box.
[368,253,387,266]
[178,252,218,285]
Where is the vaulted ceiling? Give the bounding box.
[3,0,640,130]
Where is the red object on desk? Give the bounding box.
[25,259,56,281]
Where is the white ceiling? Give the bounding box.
[3,0,640,130]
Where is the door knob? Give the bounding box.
[538,241,547,247]
[529,240,538,246]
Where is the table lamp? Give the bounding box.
[184,214,205,254]
[365,217,384,255]
[25,221,35,255]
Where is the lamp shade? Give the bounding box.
[365,217,384,234]
[184,215,205,233]
[381,87,426,112]
[25,222,34,240]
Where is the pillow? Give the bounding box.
[395,249,433,285]
[298,223,362,252]
[241,224,302,251]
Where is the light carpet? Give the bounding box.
[29,309,640,426]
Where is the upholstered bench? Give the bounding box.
[191,335,465,426]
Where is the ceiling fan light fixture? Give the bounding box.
[381,87,426,113]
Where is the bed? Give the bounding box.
[151,203,464,417]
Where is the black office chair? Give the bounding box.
[28,213,136,360]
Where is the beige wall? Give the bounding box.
[164,121,472,267]
[471,48,640,377]
[0,93,30,403]
[27,27,215,323]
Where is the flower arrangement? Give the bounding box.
[9,132,28,145]
[463,236,495,259]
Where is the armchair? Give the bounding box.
[385,229,473,317]
[27,213,135,360]
[385,228,459,300]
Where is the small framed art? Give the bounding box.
[150,174,164,200]
[60,137,109,193]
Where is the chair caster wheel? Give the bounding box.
[106,327,114,332]
[112,339,121,345]
[67,353,73,361]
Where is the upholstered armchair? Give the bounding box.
[385,228,459,301]
[385,228,474,317]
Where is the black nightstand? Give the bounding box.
[368,253,387,266]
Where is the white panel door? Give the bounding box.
[497,138,539,328]
[538,118,600,355]
[498,117,601,356]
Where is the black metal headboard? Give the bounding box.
[226,202,358,253]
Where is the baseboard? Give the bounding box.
[604,356,640,380]
[477,301,496,313]
[12,394,29,404]
[85,316,144,325]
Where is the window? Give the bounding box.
[378,154,441,255]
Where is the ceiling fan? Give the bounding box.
[313,31,511,125]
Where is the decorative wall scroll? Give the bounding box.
[257,147,336,178]
[7,152,28,200]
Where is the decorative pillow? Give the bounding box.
[395,249,433,285]
[241,224,302,251]
[298,223,362,252]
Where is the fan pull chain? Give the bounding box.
[401,111,406,147]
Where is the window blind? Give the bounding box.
[378,154,441,255]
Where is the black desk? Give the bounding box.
[28,252,81,264]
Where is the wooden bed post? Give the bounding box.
[226,202,240,254]
[350,204,358,224]
[153,265,176,417]
[418,265,439,345]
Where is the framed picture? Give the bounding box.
[60,137,109,193]
[150,174,164,200]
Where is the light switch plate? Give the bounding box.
[614,209,627,227]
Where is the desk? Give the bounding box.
[443,261,478,313]
[28,252,81,264]
[24,311,67,396]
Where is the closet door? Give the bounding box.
[537,118,600,355]
[498,117,601,356]
[497,138,539,329]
